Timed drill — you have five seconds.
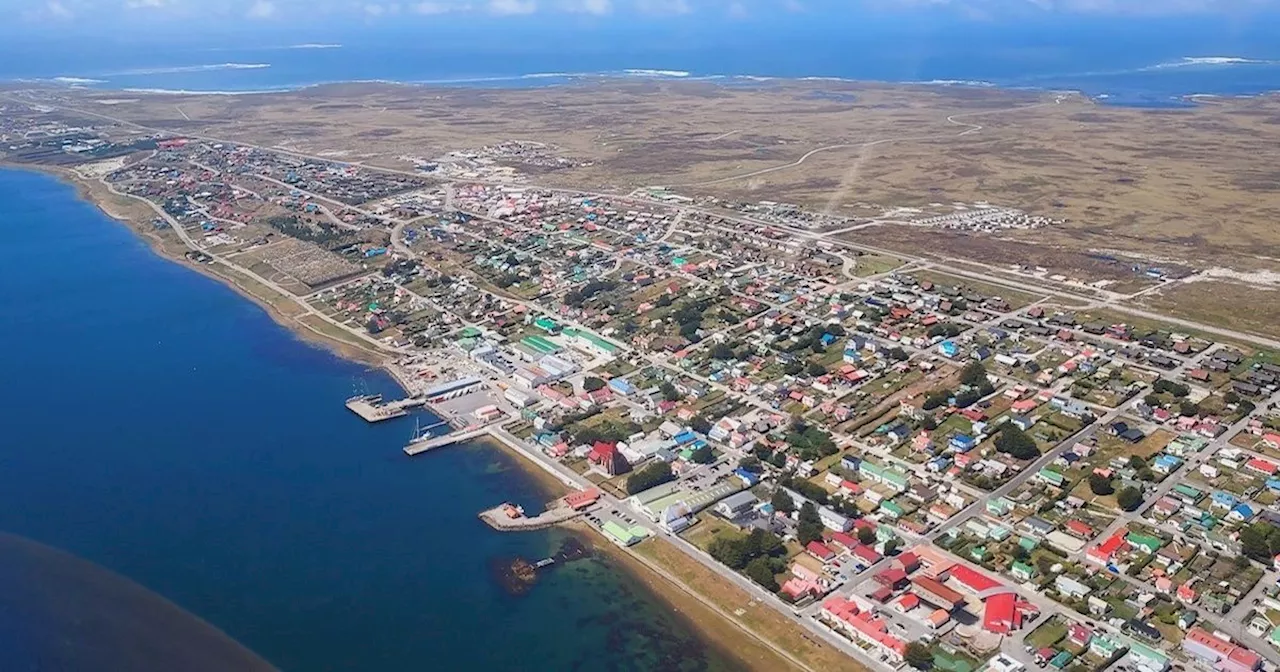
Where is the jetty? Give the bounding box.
[478,502,583,531]
[403,426,487,455]
[345,394,427,423]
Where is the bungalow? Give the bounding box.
[1055,575,1093,598]
[807,540,837,563]
[1037,468,1067,488]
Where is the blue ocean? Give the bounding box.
[3,17,1280,106]
[0,168,744,671]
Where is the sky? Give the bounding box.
[8,0,1280,26]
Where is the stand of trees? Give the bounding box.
[1116,486,1144,512]
[786,422,838,461]
[625,461,673,495]
[1088,473,1115,496]
[1241,522,1280,561]
[995,425,1040,460]
[797,502,825,546]
[708,528,787,592]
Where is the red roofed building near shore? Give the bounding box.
[565,488,601,510]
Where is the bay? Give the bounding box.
[0,168,740,672]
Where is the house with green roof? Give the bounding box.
[1088,635,1124,659]
[859,460,909,492]
[987,497,1014,517]
[533,316,561,334]
[1127,641,1167,672]
[1173,483,1204,503]
[1011,560,1036,581]
[1037,467,1066,488]
[1126,532,1163,554]
[562,328,620,356]
[879,499,905,519]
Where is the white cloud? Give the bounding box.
[564,0,612,13]
[46,0,75,17]
[124,0,170,8]
[726,0,747,17]
[634,0,690,14]
[488,0,536,13]
[413,0,463,11]
[246,0,277,17]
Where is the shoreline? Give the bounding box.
[565,520,810,672]
[0,163,835,671]
[12,72,1280,109]
[0,163,394,374]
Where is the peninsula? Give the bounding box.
[3,80,1280,672]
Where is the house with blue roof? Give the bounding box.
[938,340,960,358]
[734,468,760,487]
[608,378,635,395]
[1152,454,1183,475]
[841,455,861,472]
[1209,491,1238,511]
[673,430,698,446]
[1228,503,1256,523]
[950,434,977,452]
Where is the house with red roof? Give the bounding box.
[1087,532,1126,566]
[851,544,883,566]
[1011,399,1038,414]
[1245,457,1279,476]
[807,541,837,563]
[892,551,921,574]
[949,564,1001,594]
[892,593,921,614]
[986,592,1038,635]
[1065,520,1094,539]
[874,568,909,589]
[828,531,859,551]
[1067,623,1093,647]
[1182,627,1262,672]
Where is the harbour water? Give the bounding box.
[0,168,744,671]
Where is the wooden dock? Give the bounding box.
[345,395,427,423]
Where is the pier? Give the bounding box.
[345,394,427,423]
[478,502,583,531]
[403,426,486,455]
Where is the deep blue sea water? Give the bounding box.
[0,168,740,671]
[3,18,1280,106]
